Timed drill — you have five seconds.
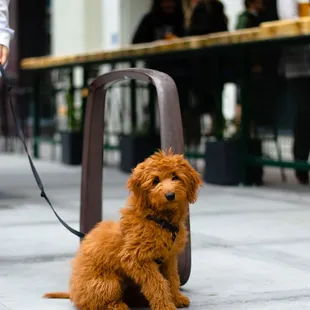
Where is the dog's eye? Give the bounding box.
[153,177,160,185]
[172,174,180,181]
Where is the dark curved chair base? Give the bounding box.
[79,68,191,290]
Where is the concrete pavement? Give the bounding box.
[1,154,310,309]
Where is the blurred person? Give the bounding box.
[188,0,228,36]
[261,0,278,21]
[235,0,280,124]
[236,0,265,75]
[235,0,265,127]
[236,0,264,29]
[183,0,197,29]
[235,0,282,186]
[132,0,193,144]
[0,0,14,67]
[132,0,185,44]
[278,0,310,184]
[187,0,228,137]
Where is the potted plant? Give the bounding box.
[204,117,263,186]
[60,88,83,166]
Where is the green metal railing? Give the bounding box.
[20,33,310,181]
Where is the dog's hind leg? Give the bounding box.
[70,273,129,310]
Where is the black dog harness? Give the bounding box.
[146,215,179,266]
[146,215,179,243]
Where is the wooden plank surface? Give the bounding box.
[20,18,310,70]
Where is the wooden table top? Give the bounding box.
[20,18,310,70]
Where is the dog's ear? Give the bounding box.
[126,162,144,193]
[127,170,140,192]
[184,162,203,204]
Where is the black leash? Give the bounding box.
[0,64,85,239]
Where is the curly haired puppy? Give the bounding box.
[44,149,202,310]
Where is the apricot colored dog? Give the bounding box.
[44,150,202,310]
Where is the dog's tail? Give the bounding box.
[43,292,70,299]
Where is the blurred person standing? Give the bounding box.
[235,0,264,127]
[132,0,186,81]
[0,0,14,67]
[235,0,265,75]
[188,0,227,36]
[187,0,228,137]
[236,0,264,29]
[132,0,185,44]
[278,0,310,184]
[132,0,192,143]
[261,0,278,21]
[235,0,281,128]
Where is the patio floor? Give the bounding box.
[1,154,310,309]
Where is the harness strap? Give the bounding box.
[146,214,179,242]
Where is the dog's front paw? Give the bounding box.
[173,292,190,308]
[152,302,177,310]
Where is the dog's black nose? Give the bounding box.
[165,192,175,201]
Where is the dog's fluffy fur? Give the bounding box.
[44,150,202,310]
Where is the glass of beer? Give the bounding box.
[298,0,310,17]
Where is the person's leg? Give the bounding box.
[289,77,310,184]
[176,77,202,147]
[293,120,310,184]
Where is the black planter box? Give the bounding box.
[119,135,161,173]
[60,131,83,166]
[204,139,263,186]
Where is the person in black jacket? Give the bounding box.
[132,0,192,142]
[132,0,186,78]
[188,0,227,36]
[132,0,185,44]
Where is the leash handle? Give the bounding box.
[0,64,85,239]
